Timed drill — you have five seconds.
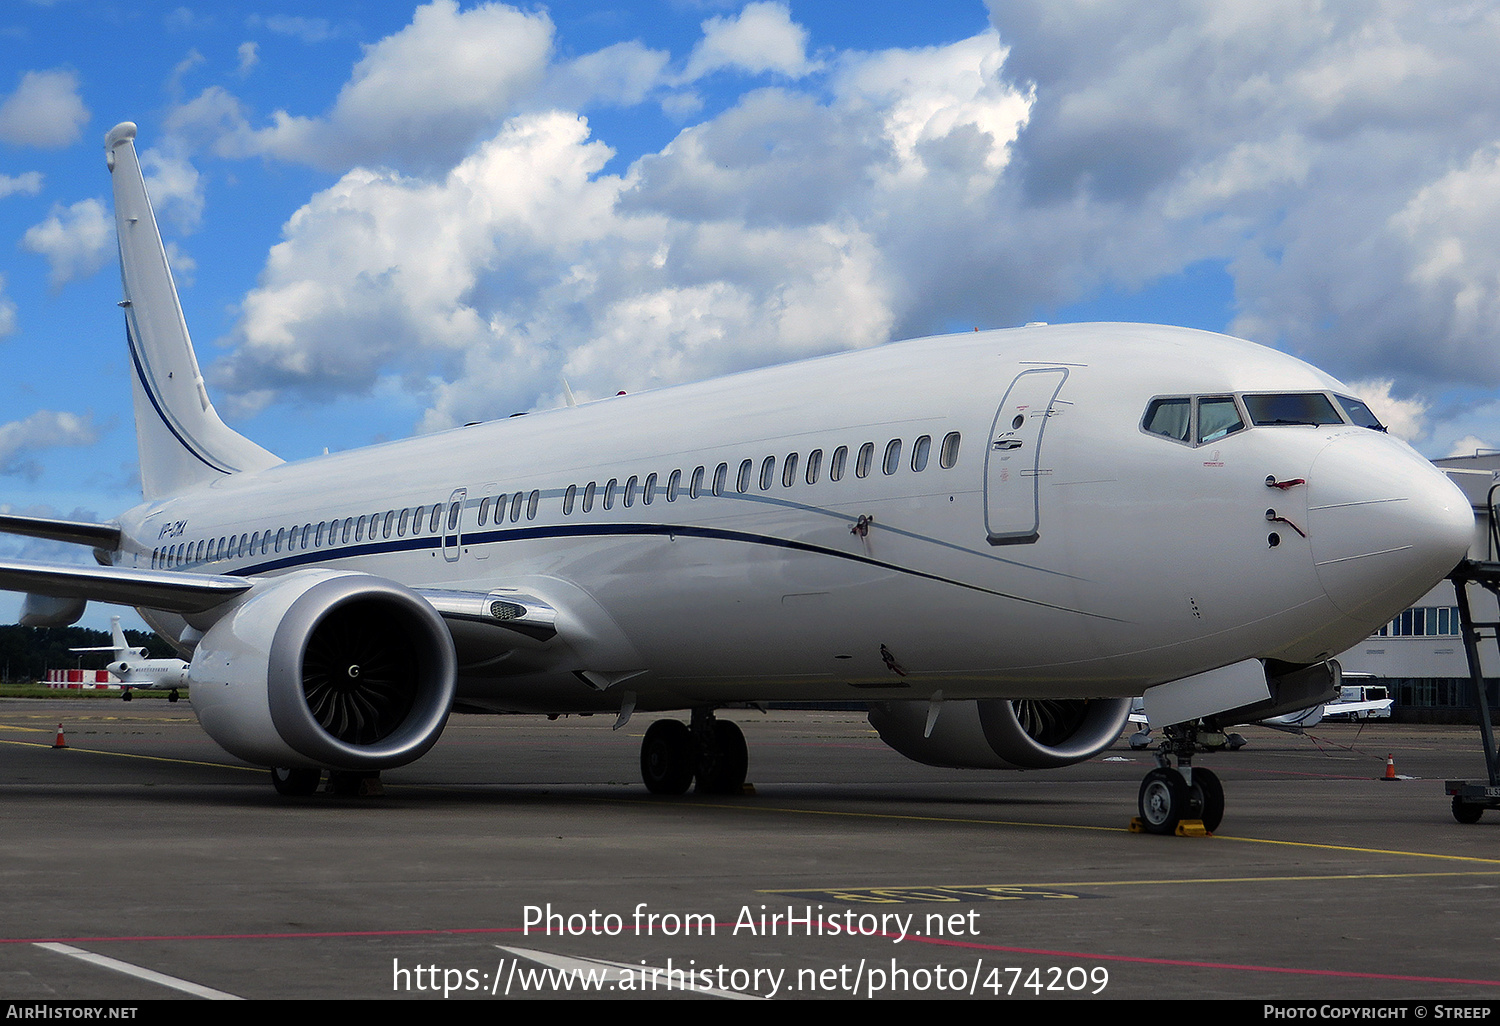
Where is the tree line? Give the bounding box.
[0,624,176,684]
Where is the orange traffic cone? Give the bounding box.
[52,723,67,749]
[1381,754,1396,780]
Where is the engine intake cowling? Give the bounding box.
[868,697,1132,770]
[188,570,457,770]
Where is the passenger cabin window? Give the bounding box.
[912,435,931,472]
[855,442,874,478]
[806,449,823,484]
[563,484,576,515]
[882,439,902,475]
[830,446,848,481]
[939,432,960,468]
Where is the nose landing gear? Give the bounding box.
[1135,722,1226,834]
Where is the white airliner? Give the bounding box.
[0,123,1475,832]
[69,614,189,701]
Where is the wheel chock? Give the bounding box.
[1128,817,1210,836]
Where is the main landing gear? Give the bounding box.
[1136,722,1226,834]
[640,708,748,795]
[268,768,382,797]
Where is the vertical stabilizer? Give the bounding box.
[109,615,128,653]
[106,122,281,500]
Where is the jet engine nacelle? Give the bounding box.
[187,569,457,771]
[868,697,1132,770]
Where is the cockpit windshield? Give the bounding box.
[1141,390,1386,447]
[1242,393,1343,427]
[1335,395,1386,431]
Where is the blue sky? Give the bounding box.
[3,0,1500,630]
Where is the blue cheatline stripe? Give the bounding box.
[199,521,1123,622]
[124,315,238,475]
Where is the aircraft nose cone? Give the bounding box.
[1306,433,1473,622]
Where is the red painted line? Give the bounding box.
[904,933,1500,987]
[2,927,528,944]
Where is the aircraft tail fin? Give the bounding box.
[105,122,281,501]
[109,614,129,653]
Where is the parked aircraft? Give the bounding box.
[69,614,188,701]
[0,123,1474,832]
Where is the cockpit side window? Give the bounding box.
[1242,393,1342,427]
[1143,397,1191,443]
[1197,396,1244,444]
[1335,394,1386,431]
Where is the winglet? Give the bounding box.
[106,121,281,500]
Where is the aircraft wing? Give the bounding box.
[0,558,251,614]
[0,513,121,550]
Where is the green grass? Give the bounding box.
[0,683,186,700]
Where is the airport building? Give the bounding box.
[1335,453,1500,721]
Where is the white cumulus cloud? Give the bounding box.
[228,1,554,172]
[0,274,16,338]
[681,1,820,81]
[0,68,89,147]
[0,411,99,479]
[171,0,1500,461]
[0,171,44,199]
[21,198,113,289]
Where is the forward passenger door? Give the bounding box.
[984,368,1068,545]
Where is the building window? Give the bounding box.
[1373,606,1461,637]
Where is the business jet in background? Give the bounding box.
[0,124,1473,833]
[69,614,189,701]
